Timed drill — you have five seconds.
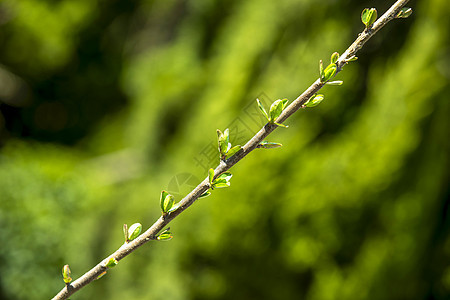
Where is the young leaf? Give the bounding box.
[269,99,289,126]
[269,99,283,122]
[257,141,283,149]
[198,190,211,199]
[127,223,142,241]
[225,145,242,160]
[105,258,118,268]
[396,7,412,18]
[256,98,269,121]
[160,190,175,215]
[62,265,72,284]
[208,168,214,186]
[157,228,173,241]
[212,172,233,189]
[217,128,230,156]
[323,64,337,82]
[361,8,377,29]
[331,52,339,64]
[304,94,324,108]
[326,80,343,86]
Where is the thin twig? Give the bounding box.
[52,1,410,299]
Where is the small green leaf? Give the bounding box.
[361,8,377,29]
[326,80,343,86]
[330,52,339,64]
[212,172,232,189]
[319,60,325,81]
[269,99,283,122]
[106,257,118,268]
[198,190,211,199]
[208,168,214,186]
[62,265,72,284]
[127,223,142,241]
[304,94,324,108]
[225,145,242,160]
[346,55,358,62]
[217,128,230,156]
[269,99,289,126]
[323,64,337,82]
[160,190,175,215]
[257,141,282,149]
[256,98,269,121]
[212,181,230,188]
[396,7,412,18]
[157,228,173,241]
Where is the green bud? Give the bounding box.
[62,265,72,284]
[396,7,412,18]
[304,94,324,108]
[106,257,118,268]
[330,52,339,64]
[361,8,377,29]
[127,223,142,241]
[160,190,175,215]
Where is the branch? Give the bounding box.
[52,1,410,299]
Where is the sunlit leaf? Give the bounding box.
[304,94,324,108]
[361,8,377,28]
[127,223,142,241]
[160,190,174,215]
[323,64,337,82]
[225,145,242,160]
[157,228,173,241]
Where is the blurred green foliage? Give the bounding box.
[0,0,449,299]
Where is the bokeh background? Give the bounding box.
[0,0,449,299]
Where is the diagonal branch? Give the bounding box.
[52,1,410,299]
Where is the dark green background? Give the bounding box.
[0,0,448,299]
